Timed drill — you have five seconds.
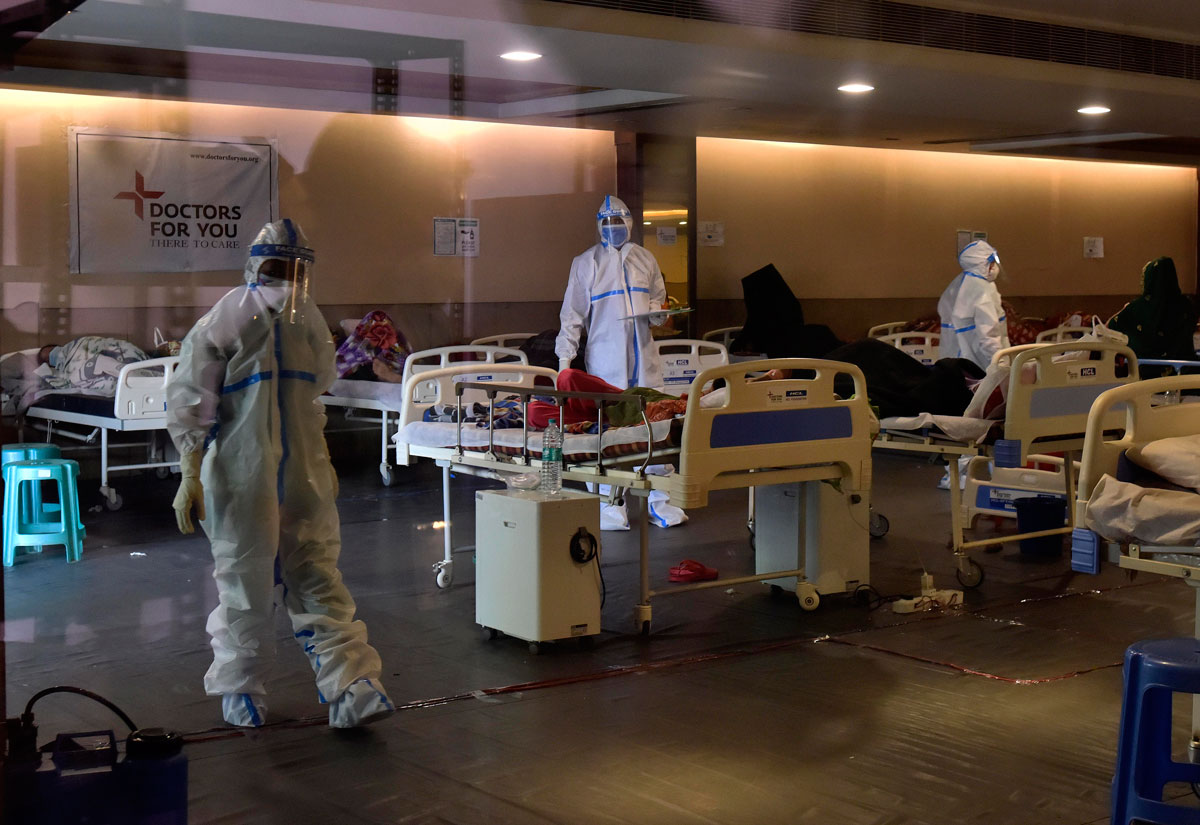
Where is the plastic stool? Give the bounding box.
[1112,638,1200,825]
[2,442,63,527]
[2,459,85,566]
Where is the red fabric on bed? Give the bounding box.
[526,369,621,429]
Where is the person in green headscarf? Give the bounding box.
[1108,256,1197,360]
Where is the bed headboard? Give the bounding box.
[675,358,873,507]
[654,338,728,395]
[1076,374,1200,503]
[401,345,529,404]
[469,333,536,349]
[1001,341,1137,464]
[876,331,939,365]
[115,356,181,420]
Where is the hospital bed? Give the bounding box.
[20,356,180,510]
[653,338,728,394]
[1070,374,1200,756]
[1035,324,1090,343]
[320,344,526,486]
[394,356,874,632]
[876,331,940,365]
[868,322,908,338]
[874,340,1137,587]
[469,333,536,349]
[701,327,742,349]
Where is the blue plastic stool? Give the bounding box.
[2,459,85,566]
[2,442,63,528]
[1112,638,1200,825]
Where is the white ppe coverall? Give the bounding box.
[554,196,685,530]
[937,240,1009,370]
[555,196,667,390]
[167,219,391,728]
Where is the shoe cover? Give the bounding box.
[600,500,630,531]
[222,693,267,728]
[648,490,687,528]
[329,678,395,728]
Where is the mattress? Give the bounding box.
[878,413,994,444]
[327,378,408,408]
[27,391,117,417]
[398,418,679,461]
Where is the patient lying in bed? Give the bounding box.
[2,336,148,414]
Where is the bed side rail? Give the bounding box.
[400,345,528,388]
[1002,341,1137,463]
[469,333,537,348]
[395,363,556,463]
[677,358,873,504]
[115,356,181,420]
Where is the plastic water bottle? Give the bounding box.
[540,418,563,494]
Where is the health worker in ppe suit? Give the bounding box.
[555,195,686,531]
[937,240,1009,370]
[167,219,394,729]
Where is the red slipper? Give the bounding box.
[668,559,718,582]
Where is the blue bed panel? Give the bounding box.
[708,406,853,449]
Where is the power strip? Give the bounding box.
[891,573,963,614]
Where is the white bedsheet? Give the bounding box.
[1085,474,1200,548]
[879,413,993,444]
[398,418,674,456]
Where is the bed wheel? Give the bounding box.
[796,583,820,611]
[639,620,651,636]
[528,641,542,655]
[155,467,171,480]
[104,491,123,512]
[436,569,453,589]
[955,559,984,589]
[379,465,394,487]
[484,627,498,641]
[869,510,889,539]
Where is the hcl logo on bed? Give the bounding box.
[767,389,807,403]
[1068,366,1098,380]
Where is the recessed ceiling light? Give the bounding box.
[838,83,874,94]
[501,51,542,61]
[1078,105,1111,115]
[678,220,687,225]
[643,221,651,225]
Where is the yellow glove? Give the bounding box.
[173,451,205,535]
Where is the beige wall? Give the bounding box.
[697,137,1197,303]
[0,89,614,349]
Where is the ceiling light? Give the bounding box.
[1078,105,1111,115]
[643,221,651,225]
[501,51,542,61]
[678,221,687,225]
[838,83,874,94]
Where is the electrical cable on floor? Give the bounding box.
[24,685,139,733]
[178,574,1167,743]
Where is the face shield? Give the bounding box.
[246,222,316,323]
[985,252,1002,282]
[599,215,630,250]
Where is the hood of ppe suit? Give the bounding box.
[958,240,1000,282]
[243,218,316,320]
[596,195,633,249]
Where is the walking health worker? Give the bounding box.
[555,195,685,530]
[167,219,393,729]
[938,240,1009,370]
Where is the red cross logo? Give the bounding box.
[113,171,164,220]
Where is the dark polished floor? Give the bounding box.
[4,433,1196,824]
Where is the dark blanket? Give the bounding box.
[825,338,984,418]
[730,263,842,357]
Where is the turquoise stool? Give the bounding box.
[3,459,85,566]
[2,442,63,528]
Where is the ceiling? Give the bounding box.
[6,0,1200,164]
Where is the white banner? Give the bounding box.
[68,128,277,274]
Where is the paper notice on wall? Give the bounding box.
[434,218,457,256]
[457,218,479,257]
[699,221,724,246]
[1084,236,1104,259]
[656,226,677,246]
[68,128,277,274]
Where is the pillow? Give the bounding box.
[1127,434,1200,492]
